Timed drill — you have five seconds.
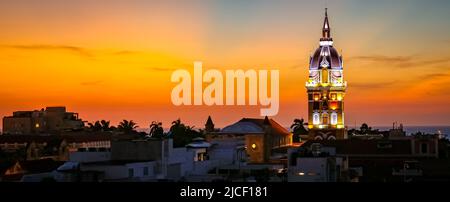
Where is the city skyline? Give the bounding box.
[1,0,450,129]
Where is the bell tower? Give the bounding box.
[306,9,347,140]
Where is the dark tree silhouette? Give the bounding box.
[118,120,138,134]
[88,121,102,131]
[100,120,112,131]
[169,119,203,147]
[88,120,113,132]
[360,123,372,134]
[149,121,164,139]
[290,118,308,142]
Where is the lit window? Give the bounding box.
[337,94,343,101]
[331,112,338,125]
[313,113,320,125]
[330,101,338,110]
[322,113,329,125]
[331,93,337,101]
[321,68,329,83]
[298,172,305,176]
[314,94,320,101]
[35,123,40,128]
[251,143,257,150]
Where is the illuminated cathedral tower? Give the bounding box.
[306,9,347,140]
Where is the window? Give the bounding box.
[322,113,329,125]
[322,100,329,110]
[313,94,320,101]
[331,112,338,125]
[421,143,428,154]
[313,102,320,110]
[128,168,134,178]
[313,113,320,125]
[331,93,337,100]
[330,101,338,110]
[321,68,329,83]
[143,167,149,176]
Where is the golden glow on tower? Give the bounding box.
[306,9,347,140]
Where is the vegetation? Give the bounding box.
[348,123,379,136]
[117,120,138,134]
[149,121,165,139]
[169,119,203,147]
[84,118,203,147]
[290,118,308,142]
[88,120,114,132]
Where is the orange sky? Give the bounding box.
[1,0,450,129]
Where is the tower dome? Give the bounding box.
[309,8,343,70]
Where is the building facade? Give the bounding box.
[288,144,347,182]
[206,117,292,164]
[2,107,84,134]
[306,9,347,140]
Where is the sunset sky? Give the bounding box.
[1,0,450,129]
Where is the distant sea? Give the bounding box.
[139,126,450,137]
[354,126,450,136]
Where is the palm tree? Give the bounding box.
[149,121,164,138]
[170,119,182,132]
[290,118,308,143]
[88,120,113,132]
[100,120,111,131]
[118,120,138,134]
[88,121,102,131]
[169,119,202,147]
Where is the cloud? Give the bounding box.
[350,55,412,63]
[416,73,449,80]
[349,55,450,68]
[80,80,103,86]
[351,81,397,89]
[1,44,93,58]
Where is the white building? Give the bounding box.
[54,138,224,182]
[288,143,347,182]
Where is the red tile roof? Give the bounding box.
[239,118,291,136]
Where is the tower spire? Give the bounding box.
[322,8,331,40]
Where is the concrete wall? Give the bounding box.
[111,140,162,161]
[81,161,156,181]
[126,161,157,181]
[191,160,219,175]
[69,151,111,163]
[167,147,194,178]
[246,135,265,163]
[288,158,328,182]
[3,117,31,134]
